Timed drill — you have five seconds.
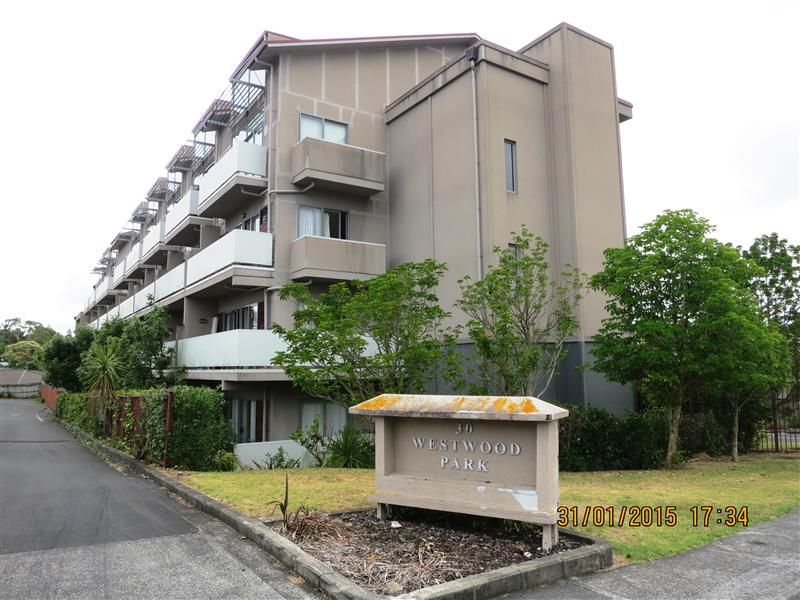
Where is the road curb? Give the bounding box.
[63,423,612,600]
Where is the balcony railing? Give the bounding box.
[196,141,267,216]
[112,257,127,287]
[119,296,135,319]
[166,329,287,369]
[141,221,165,258]
[133,282,155,313]
[155,263,185,301]
[164,189,199,242]
[290,236,386,281]
[124,242,143,277]
[290,137,385,195]
[186,229,273,286]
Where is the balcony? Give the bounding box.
[186,229,273,288]
[290,137,385,196]
[141,221,165,261]
[124,242,144,279]
[154,263,185,301]
[119,296,135,318]
[196,141,267,218]
[133,282,155,313]
[164,189,204,246]
[290,236,386,281]
[88,275,114,309]
[166,329,287,369]
[112,257,127,288]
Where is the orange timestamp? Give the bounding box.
[557,505,749,528]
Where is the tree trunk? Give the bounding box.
[731,403,739,462]
[665,403,682,469]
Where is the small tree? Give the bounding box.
[1,340,42,369]
[742,234,800,402]
[274,260,455,408]
[41,326,95,391]
[590,210,755,468]
[78,339,127,433]
[456,227,584,396]
[702,289,791,460]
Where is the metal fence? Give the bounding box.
[753,394,800,452]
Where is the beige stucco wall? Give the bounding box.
[521,26,626,337]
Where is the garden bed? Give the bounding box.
[268,509,585,595]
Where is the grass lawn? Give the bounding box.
[179,454,800,564]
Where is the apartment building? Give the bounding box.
[76,23,634,443]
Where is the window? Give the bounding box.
[299,114,348,144]
[297,206,347,239]
[504,139,517,193]
[219,303,259,332]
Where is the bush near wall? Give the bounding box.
[559,405,669,471]
[54,386,234,471]
[166,385,235,471]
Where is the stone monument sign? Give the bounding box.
[349,394,569,550]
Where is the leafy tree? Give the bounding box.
[456,227,584,396]
[274,260,455,408]
[701,288,791,460]
[590,210,756,468]
[1,340,43,369]
[90,305,175,389]
[0,318,57,356]
[741,234,800,402]
[41,326,95,391]
[27,322,57,347]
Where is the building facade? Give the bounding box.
[76,23,634,443]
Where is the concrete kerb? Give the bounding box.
[64,424,611,600]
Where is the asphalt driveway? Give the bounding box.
[0,398,319,600]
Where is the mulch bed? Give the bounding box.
[268,509,585,596]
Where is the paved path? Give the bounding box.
[0,398,320,600]
[503,508,800,600]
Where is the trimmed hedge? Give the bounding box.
[559,405,668,471]
[54,386,234,471]
[166,385,234,471]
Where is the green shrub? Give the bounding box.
[167,386,234,471]
[679,411,728,456]
[263,446,301,469]
[325,424,374,468]
[55,392,96,431]
[211,450,238,471]
[559,405,621,471]
[560,404,668,471]
[617,408,669,469]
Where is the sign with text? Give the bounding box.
[350,394,569,550]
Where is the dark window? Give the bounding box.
[504,139,517,193]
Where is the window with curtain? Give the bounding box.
[297,206,347,239]
[299,114,348,144]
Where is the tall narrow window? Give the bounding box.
[504,139,517,193]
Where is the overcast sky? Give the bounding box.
[0,0,797,334]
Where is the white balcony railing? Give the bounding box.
[125,242,143,276]
[186,229,273,286]
[166,329,287,369]
[119,296,135,318]
[133,282,155,313]
[164,189,199,239]
[113,257,127,287]
[155,264,185,301]
[107,305,120,320]
[197,141,267,209]
[141,221,165,257]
